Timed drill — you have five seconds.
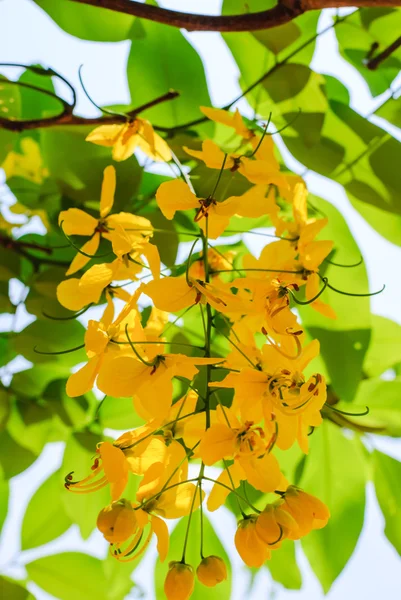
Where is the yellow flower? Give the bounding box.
[196,555,227,587]
[59,165,153,276]
[164,562,195,600]
[65,440,129,501]
[184,139,288,186]
[106,506,169,563]
[65,286,144,397]
[96,352,221,421]
[255,502,299,548]
[97,499,137,543]
[199,406,282,493]
[280,486,330,538]
[212,341,326,453]
[234,517,271,567]
[200,106,255,140]
[86,118,171,162]
[145,275,254,315]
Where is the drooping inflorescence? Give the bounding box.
[53,106,374,599]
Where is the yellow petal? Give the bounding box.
[66,233,100,276]
[141,243,160,280]
[56,277,102,311]
[239,452,282,493]
[86,124,124,147]
[156,179,199,220]
[184,140,232,170]
[96,355,147,397]
[111,123,139,161]
[100,165,116,218]
[199,424,236,465]
[151,515,169,562]
[99,441,129,501]
[79,262,114,293]
[145,277,197,312]
[207,462,245,511]
[239,158,289,186]
[59,208,98,236]
[66,356,101,397]
[84,320,109,357]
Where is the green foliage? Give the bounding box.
[373,450,401,555]
[1,2,401,599]
[21,470,72,549]
[300,422,367,592]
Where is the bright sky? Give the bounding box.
[0,1,401,599]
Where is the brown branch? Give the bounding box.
[0,233,71,268]
[69,0,401,32]
[0,88,180,132]
[366,35,401,70]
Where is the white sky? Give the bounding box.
[0,1,401,599]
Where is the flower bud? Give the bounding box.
[164,561,195,600]
[96,500,137,543]
[235,516,271,568]
[281,486,330,538]
[256,502,298,547]
[196,555,227,587]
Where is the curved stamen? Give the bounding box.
[290,277,328,305]
[42,304,93,320]
[324,404,369,417]
[34,343,85,355]
[325,255,363,268]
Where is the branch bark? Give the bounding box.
[366,35,401,70]
[69,0,401,32]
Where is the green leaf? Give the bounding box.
[0,247,21,282]
[267,540,302,590]
[33,0,134,41]
[0,478,9,532]
[41,127,142,208]
[18,66,59,122]
[98,396,145,430]
[375,95,401,129]
[0,430,38,479]
[299,195,371,401]
[11,364,71,398]
[7,400,57,455]
[61,432,110,538]
[300,421,366,592]
[336,9,401,97]
[0,576,31,600]
[26,553,109,600]
[127,19,211,129]
[373,450,401,554]
[155,515,231,600]
[345,377,401,437]
[364,315,401,377]
[21,470,72,550]
[13,318,86,367]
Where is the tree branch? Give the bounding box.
[366,35,401,70]
[69,0,401,32]
[0,86,179,132]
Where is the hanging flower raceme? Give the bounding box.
[86,117,172,162]
[55,105,346,595]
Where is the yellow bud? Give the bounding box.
[256,502,299,547]
[196,555,227,587]
[234,516,271,568]
[282,486,330,538]
[96,500,137,543]
[164,561,195,600]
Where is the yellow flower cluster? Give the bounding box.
[60,108,333,599]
